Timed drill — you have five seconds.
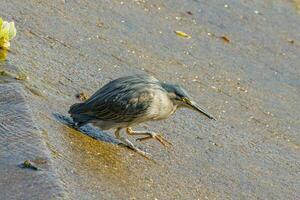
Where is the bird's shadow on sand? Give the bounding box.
[53,113,158,162]
[53,113,118,144]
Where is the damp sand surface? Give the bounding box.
[0,0,299,199]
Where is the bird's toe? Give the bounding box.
[154,134,173,147]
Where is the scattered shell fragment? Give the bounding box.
[76,92,88,101]
[15,73,29,81]
[96,22,104,28]
[287,39,294,44]
[220,36,230,43]
[237,86,248,92]
[187,11,193,15]
[174,31,191,39]
[20,160,39,170]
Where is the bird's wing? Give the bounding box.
[78,76,160,123]
[87,74,158,103]
[85,88,154,123]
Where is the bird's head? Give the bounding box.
[161,83,216,120]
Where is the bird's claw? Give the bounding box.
[118,140,152,159]
[134,148,152,159]
[136,133,172,147]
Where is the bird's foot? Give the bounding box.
[118,137,151,159]
[115,128,152,159]
[126,127,172,147]
[136,132,173,147]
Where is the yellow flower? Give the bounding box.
[0,18,17,49]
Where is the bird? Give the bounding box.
[69,74,215,156]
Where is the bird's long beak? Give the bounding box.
[186,99,216,120]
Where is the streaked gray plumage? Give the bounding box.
[69,74,215,156]
[70,75,162,126]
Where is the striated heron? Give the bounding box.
[69,74,215,156]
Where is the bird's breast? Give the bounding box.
[147,90,177,120]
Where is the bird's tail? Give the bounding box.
[68,102,84,114]
[68,103,92,126]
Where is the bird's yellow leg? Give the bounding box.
[126,127,172,147]
[115,128,150,158]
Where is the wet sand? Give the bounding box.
[0,0,299,199]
